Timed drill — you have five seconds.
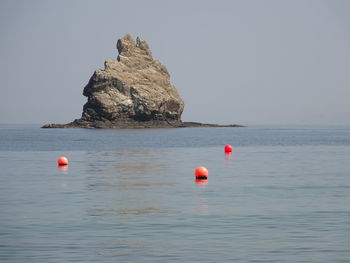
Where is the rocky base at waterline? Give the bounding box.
[42,120,244,129]
[43,34,244,129]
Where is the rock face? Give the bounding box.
[80,34,184,127]
[43,34,243,129]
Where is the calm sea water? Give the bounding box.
[1,125,350,262]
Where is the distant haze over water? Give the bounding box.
[1,0,350,125]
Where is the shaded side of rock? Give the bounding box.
[42,121,245,129]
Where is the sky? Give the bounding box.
[0,0,350,125]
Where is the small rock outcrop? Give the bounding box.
[43,34,243,129]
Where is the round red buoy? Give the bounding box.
[194,166,208,180]
[224,144,233,153]
[57,156,68,166]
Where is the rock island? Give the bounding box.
[43,34,243,128]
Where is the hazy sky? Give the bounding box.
[1,0,350,125]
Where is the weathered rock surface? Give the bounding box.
[43,34,244,129]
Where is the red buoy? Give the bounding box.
[194,166,208,180]
[224,144,233,153]
[57,156,68,166]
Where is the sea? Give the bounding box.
[0,124,350,262]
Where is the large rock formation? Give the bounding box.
[81,34,184,127]
[43,34,243,128]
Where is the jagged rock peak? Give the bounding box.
[116,34,152,58]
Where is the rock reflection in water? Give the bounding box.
[112,162,167,175]
[88,181,176,191]
[86,150,176,218]
[88,206,172,217]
